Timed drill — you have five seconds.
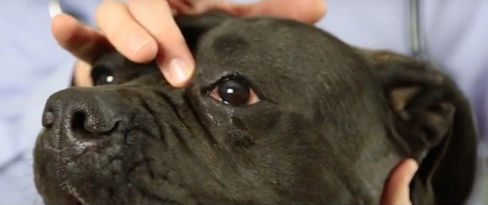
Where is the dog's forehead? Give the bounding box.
[192,17,373,104]
[194,18,328,78]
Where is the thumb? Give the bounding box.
[381,158,419,205]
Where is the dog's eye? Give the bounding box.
[91,65,116,86]
[209,76,260,106]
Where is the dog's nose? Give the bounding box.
[43,88,122,138]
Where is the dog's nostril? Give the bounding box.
[70,111,98,139]
[71,112,86,132]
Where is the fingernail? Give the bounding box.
[406,159,419,172]
[163,58,192,87]
[127,32,155,53]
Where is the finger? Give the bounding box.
[381,158,418,205]
[167,0,198,14]
[128,0,195,88]
[51,14,112,63]
[96,0,158,64]
[73,60,93,87]
[168,0,231,15]
[225,0,327,24]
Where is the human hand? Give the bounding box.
[381,158,419,205]
[51,0,327,87]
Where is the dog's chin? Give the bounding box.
[34,132,110,205]
[36,161,181,205]
[39,182,177,205]
[34,124,191,205]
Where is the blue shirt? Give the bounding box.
[0,1,99,204]
[0,1,99,167]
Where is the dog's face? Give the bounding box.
[34,13,477,205]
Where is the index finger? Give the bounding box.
[51,14,112,63]
[127,0,195,87]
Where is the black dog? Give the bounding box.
[34,12,477,204]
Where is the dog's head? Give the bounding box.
[34,13,477,204]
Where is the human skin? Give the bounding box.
[381,159,417,205]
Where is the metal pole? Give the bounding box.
[49,0,63,18]
[409,0,426,59]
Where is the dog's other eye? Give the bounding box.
[91,65,116,86]
[209,77,260,106]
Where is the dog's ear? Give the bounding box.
[175,11,234,51]
[359,49,478,204]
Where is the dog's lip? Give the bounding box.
[54,181,185,205]
[63,183,89,205]
[63,193,84,205]
[45,182,85,205]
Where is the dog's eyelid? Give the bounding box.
[201,73,251,93]
[217,73,249,85]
